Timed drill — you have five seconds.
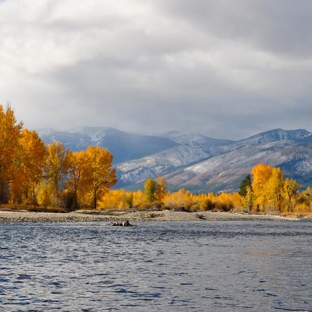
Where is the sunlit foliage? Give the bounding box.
[43,141,70,207]
[82,146,117,209]
[0,105,117,209]
[0,105,23,202]
[10,129,47,205]
[1,105,312,216]
[99,189,133,210]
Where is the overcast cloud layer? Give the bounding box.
[1,0,312,139]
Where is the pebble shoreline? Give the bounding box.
[0,209,299,223]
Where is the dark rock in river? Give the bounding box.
[111,220,132,227]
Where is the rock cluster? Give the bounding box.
[111,220,131,226]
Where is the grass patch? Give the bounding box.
[0,204,66,213]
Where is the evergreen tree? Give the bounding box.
[239,174,252,197]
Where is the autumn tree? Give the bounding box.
[0,105,23,203]
[283,178,301,212]
[144,178,157,202]
[241,186,253,211]
[162,188,193,210]
[251,163,287,212]
[144,177,167,204]
[155,177,167,201]
[132,190,146,208]
[239,174,253,211]
[80,146,117,209]
[251,163,274,211]
[99,189,133,210]
[42,141,70,207]
[266,167,284,211]
[10,129,47,204]
[66,150,88,209]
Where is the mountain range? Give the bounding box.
[38,127,312,193]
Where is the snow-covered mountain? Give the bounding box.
[159,130,233,145]
[38,127,312,193]
[117,128,312,192]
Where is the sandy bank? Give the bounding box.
[0,209,299,223]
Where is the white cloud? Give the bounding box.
[1,0,312,139]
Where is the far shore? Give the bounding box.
[0,208,304,223]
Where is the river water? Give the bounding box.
[1,220,312,311]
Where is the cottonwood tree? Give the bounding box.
[66,150,88,209]
[283,178,301,212]
[144,177,167,204]
[251,163,274,211]
[80,146,117,209]
[144,178,156,203]
[0,105,23,203]
[10,129,47,204]
[266,167,284,211]
[251,163,286,212]
[42,141,70,207]
[155,177,167,201]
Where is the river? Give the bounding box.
[1,220,312,311]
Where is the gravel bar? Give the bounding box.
[0,209,299,223]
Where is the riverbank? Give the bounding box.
[0,209,301,223]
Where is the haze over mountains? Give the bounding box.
[38,127,312,193]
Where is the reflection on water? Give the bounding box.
[0,221,312,311]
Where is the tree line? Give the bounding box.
[0,105,117,210]
[99,167,312,217]
[1,105,311,216]
[239,163,311,215]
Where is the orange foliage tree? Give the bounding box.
[10,129,47,205]
[2,104,312,216]
[0,105,23,203]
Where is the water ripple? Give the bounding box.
[0,221,311,311]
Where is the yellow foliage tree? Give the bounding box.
[251,164,287,212]
[266,167,284,211]
[132,190,145,208]
[43,141,70,207]
[66,150,88,209]
[80,146,117,209]
[162,189,193,210]
[10,129,47,205]
[252,163,274,212]
[296,187,312,214]
[144,178,156,203]
[283,178,301,212]
[155,177,167,201]
[241,186,253,211]
[0,105,23,203]
[99,189,133,210]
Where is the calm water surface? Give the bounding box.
[1,221,312,311]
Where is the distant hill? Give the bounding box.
[38,127,312,193]
[38,126,178,164]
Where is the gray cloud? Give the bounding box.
[1,0,312,140]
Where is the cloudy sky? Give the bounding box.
[1,0,312,140]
